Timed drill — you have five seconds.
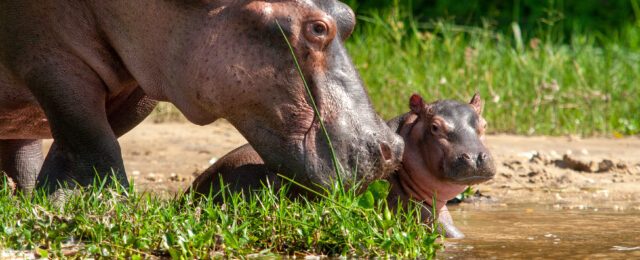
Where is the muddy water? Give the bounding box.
[439,203,640,259]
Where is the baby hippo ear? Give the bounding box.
[469,92,483,115]
[409,93,425,115]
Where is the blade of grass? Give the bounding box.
[275,20,345,194]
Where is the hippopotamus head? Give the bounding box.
[169,1,403,189]
[396,93,495,209]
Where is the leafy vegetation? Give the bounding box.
[0,177,441,258]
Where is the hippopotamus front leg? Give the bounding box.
[416,203,465,239]
[25,60,126,198]
[0,139,43,195]
[0,87,155,197]
[436,206,465,239]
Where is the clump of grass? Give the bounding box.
[0,176,441,258]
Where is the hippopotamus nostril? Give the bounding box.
[379,142,393,163]
[460,153,473,161]
[477,152,488,163]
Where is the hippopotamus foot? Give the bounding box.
[37,141,128,197]
[0,139,43,195]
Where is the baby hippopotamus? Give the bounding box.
[188,93,496,238]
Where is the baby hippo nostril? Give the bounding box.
[458,153,476,167]
[477,152,488,163]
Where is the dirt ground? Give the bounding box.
[40,120,640,206]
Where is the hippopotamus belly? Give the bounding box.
[0,106,51,140]
[0,67,51,139]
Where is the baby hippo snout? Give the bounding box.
[453,151,496,184]
[458,152,491,168]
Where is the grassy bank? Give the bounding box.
[0,179,441,258]
[347,12,640,136]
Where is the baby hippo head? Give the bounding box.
[407,93,496,185]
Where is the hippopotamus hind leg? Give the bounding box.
[107,87,158,137]
[0,139,43,195]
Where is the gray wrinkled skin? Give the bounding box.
[0,0,402,198]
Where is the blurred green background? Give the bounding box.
[342,0,640,136]
[345,0,639,46]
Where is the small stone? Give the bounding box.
[616,162,628,170]
[597,159,615,172]
[168,173,186,182]
[530,152,549,164]
[518,151,537,160]
[503,159,523,170]
[145,173,160,182]
[559,154,597,172]
[528,165,546,177]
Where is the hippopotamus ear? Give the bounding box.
[469,93,483,115]
[410,93,425,115]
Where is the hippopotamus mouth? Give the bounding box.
[448,175,495,185]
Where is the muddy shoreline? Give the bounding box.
[37,120,640,204]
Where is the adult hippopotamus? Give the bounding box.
[189,93,496,238]
[0,1,403,198]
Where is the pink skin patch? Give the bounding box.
[399,163,468,212]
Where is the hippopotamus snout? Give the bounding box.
[366,129,404,176]
[450,150,496,184]
[379,140,401,168]
[306,116,404,189]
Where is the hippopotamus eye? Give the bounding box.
[431,123,440,134]
[312,22,327,35]
[303,19,336,50]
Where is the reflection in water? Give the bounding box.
[439,203,640,259]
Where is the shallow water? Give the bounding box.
[439,203,640,259]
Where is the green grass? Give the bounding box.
[0,177,441,258]
[347,12,640,136]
